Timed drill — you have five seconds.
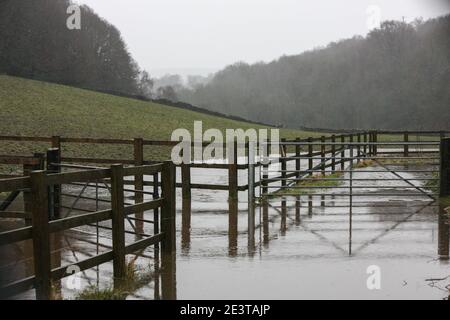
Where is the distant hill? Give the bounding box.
[181,15,450,131]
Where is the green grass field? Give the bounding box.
[0,75,322,165]
[0,75,438,174]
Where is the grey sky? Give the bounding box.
[77,0,450,77]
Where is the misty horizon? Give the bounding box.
[78,0,450,78]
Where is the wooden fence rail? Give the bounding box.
[0,160,176,300]
[1,131,447,208]
[1,130,448,299]
[1,130,448,253]
[1,131,447,196]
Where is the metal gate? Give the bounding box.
[257,134,443,254]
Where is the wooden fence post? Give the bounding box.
[161,161,176,300]
[364,132,368,156]
[262,140,270,244]
[181,156,191,248]
[110,164,126,288]
[341,135,345,170]
[357,133,361,163]
[308,137,313,176]
[404,132,409,158]
[153,172,160,269]
[295,138,301,223]
[46,148,62,297]
[321,136,326,207]
[438,202,449,260]
[280,138,287,222]
[46,148,61,220]
[30,170,51,300]
[320,136,325,176]
[331,135,336,173]
[247,141,256,206]
[281,138,287,187]
[440,138,450,197]
[133,138,144,236]
[247,141,256,248]
[262,140,269,196]
[280,139,287,233]
[228,141,238,201]
[349,134,354,167]
[228,140,238,253]
[373,131,378,155]
[295,138,301,178]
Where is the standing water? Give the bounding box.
[0,162,449,300]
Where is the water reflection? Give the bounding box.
[256,195,447,260]
[181,198,191,254]
[280,199,287,236]
[0,190,177,300]
[438,203,449,260]
[247,206,256,254]
[160,251,177,300]
[295,196,301,225]
[2,178,449,300]
[228,199,238,257]
[308,195,313,216]
[262,200,269,246]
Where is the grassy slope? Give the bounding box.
[0,75,321,162]
[269,172,344,197]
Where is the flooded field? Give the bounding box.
[178,199,449,300]
[176,160,450,300]
[1,158,449,300]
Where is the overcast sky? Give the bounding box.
[77,0,450,77]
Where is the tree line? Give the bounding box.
[0,0,145,96]
[180,15,450,130]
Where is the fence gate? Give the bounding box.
[0,153,176,300]
[258,134,443,254]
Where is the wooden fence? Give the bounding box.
[2,130,448,192]
[1,130,449,254]
[0,160,176,300]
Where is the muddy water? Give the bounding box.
[175,161,449,300]
[1,158,449,300]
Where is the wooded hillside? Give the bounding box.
[181,15,450,130]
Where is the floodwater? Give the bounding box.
[175,159,449,300]
[0,156,449,300]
